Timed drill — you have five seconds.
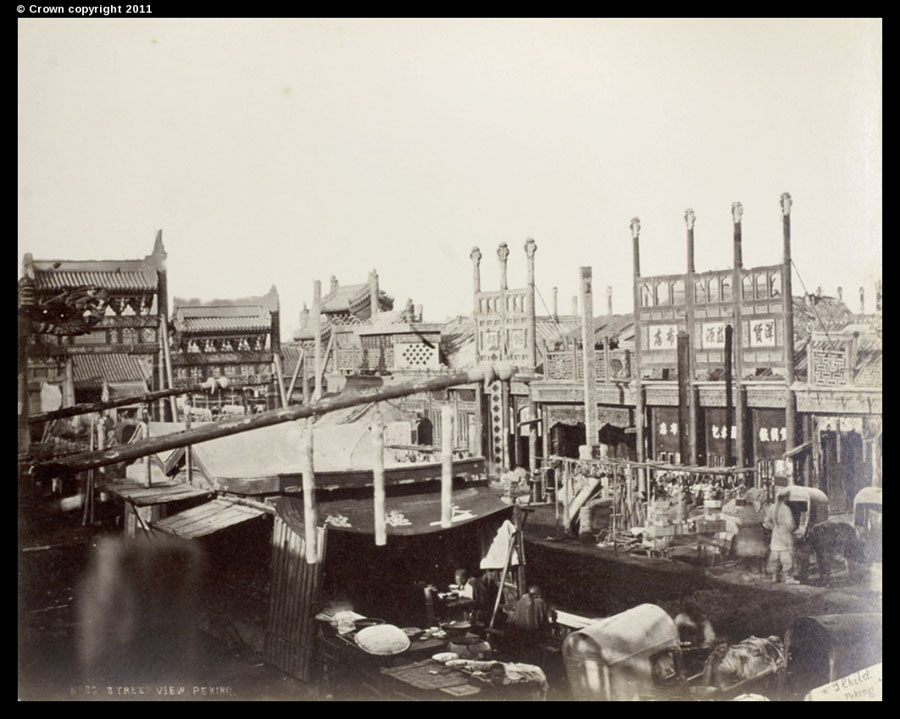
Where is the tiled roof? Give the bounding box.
[182,316,271,333]
[853,336,883,387]
[35,269,157,292]
[174,299,272,334]
[321,283,393,314]
[72,353,153,388]
[281,343,303,376]
[537,316,583,346]
[559,314,635,347]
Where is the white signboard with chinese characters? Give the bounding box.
[758,426,787,443]
[710,424,737,440]
[701,322,727,349]
[648,324,679,350]
[749,318,777,347]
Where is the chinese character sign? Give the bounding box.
[749,318,777,348]
[648,324,679,350]
[701,322,727,349]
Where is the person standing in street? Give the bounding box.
[763,489,799,584]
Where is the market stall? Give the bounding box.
[263,486,545,698]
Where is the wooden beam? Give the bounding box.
[37,365,512,475]
[273,353,288,408]
[30,380,214,424]
[580,266,597,449]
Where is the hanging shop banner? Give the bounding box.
[705,408,737,459]
[748,317,777,348]
[653,407,681,457]
[647,324,679,351]
[753,408,787,460]
[701,322,727,350]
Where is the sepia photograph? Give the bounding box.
[18,15,881,701]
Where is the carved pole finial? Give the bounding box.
[524,237,537,258]
[731,202,743,224]
[684,208,696,230]
[497,242,510,291]
[780,192,792,217]
[630,217,641,239]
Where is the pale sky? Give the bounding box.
[18,18,882,338]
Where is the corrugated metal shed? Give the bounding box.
[151,498,266,538]
[73,353,153,388]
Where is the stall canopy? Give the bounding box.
[163,421,411,481]
[269,486,512,537]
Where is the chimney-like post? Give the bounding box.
[731,201,746,467]
[369,270,379,320]
[859,287,865,315]
[606,286,613,316]
[552,286,559,321]
[781,192,796,456]
[580,267,597,450]
[313,280,323,400]
[497,243,510,292]
[470,247,482,361]
[837,287,843,303]
[572,296,578,315]
[330,276,338,294]
[684,208,698,465]
[416,304,423,322]
[525,238,537,371]
[631,217,646,492]
[876,280,882,313]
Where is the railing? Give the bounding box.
[336,347,395,372]
[543,348,632,382]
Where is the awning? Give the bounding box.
[151,498,267,538]
[269,486,512,537]
[105,479,212,507]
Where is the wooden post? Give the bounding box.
[64,356,76,408]
[83,418,96,526]
[631,218,646,494]
[313,280,323,401]
[18,314,30,455]
[677,331,690,465]
[731,202,746,467]
[143,405,152,488]
[685,209,699,465]
[471,247,482,363]
[286,348,304,404]
[528,400,537,474]
[372,419,386,546]
[525,239,538,372]
[724,324,734,466]
[184,393,193,485]
[301,419,318,564]
[273,353,288,408]
[580,266,597,450]
[301,349,310,404]
[159,315,178,422]
[781,193,797,453]
[441,404,453,528]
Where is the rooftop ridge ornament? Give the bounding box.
[524,237,537,258]
[684,208,696,230]
[731,202,743,224]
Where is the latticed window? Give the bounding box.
[205,339,216,352]
[141,328,156,343]
[189,366,202,380]
[209,365,221,377]
[122,327,136,344]
[224,365,237,377]
[175,367,188,380]
[241,364,254,376]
